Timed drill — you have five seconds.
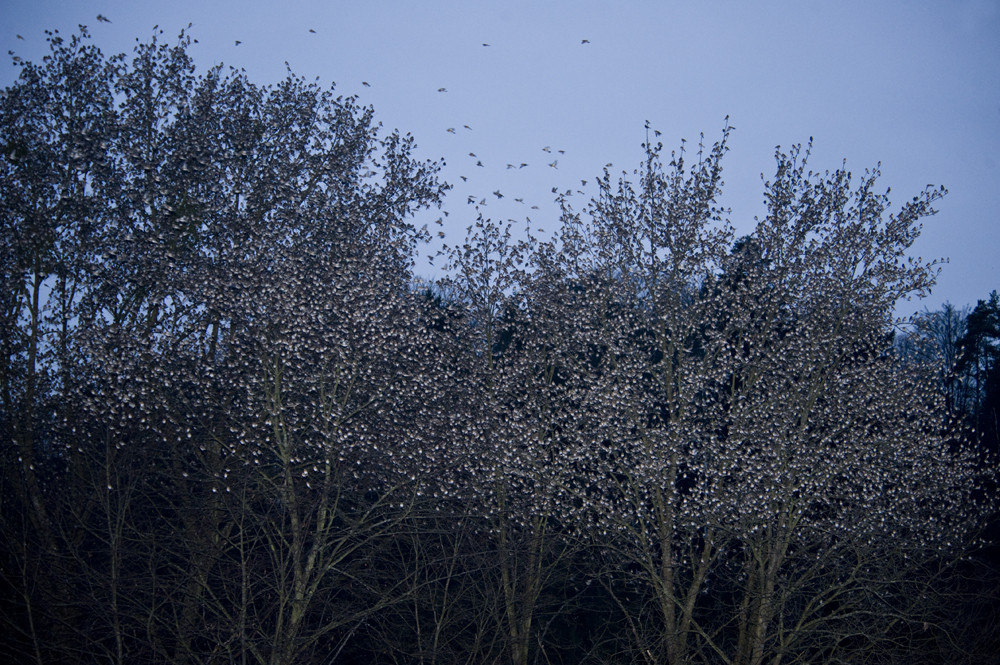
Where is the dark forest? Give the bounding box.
[2,28,998,665]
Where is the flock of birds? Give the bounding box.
[15,15,599,246]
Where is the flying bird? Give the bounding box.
[476,160,484,167]
[519,163,528,168]
[235,40,242,46]
[362,81,370,87]
[309,29,316,33]
[581,39,590,44]
[463,124,472,130]
[482,43,490,47]
[468,152,477,157]
[437,87,447,92]
[493,190,503,199]
[542,146,551,153]
[549,160,558,169]
[97,14,111,23]
[446,127,456,134]
[16,34,24,40]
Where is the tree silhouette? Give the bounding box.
[1,26,993,665]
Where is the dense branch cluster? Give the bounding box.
[2,29,996,665]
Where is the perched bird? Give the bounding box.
[97,14,111,23]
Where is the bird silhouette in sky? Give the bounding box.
[309,29,316,33]
[438,87,447,92]
[16,34,24,40]
[235,40,242,46]
[482,43,490,47]
[362,81,370,87]
[476,161,484,167]
[97,14,111,23]
[581,39,590,44]
[493,190,503,199]
[463,124,472,130]
[446,128,456,134]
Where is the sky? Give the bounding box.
[3,0,998,317]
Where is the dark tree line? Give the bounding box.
[2,28,997,665]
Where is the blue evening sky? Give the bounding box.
[4,0,998,316]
